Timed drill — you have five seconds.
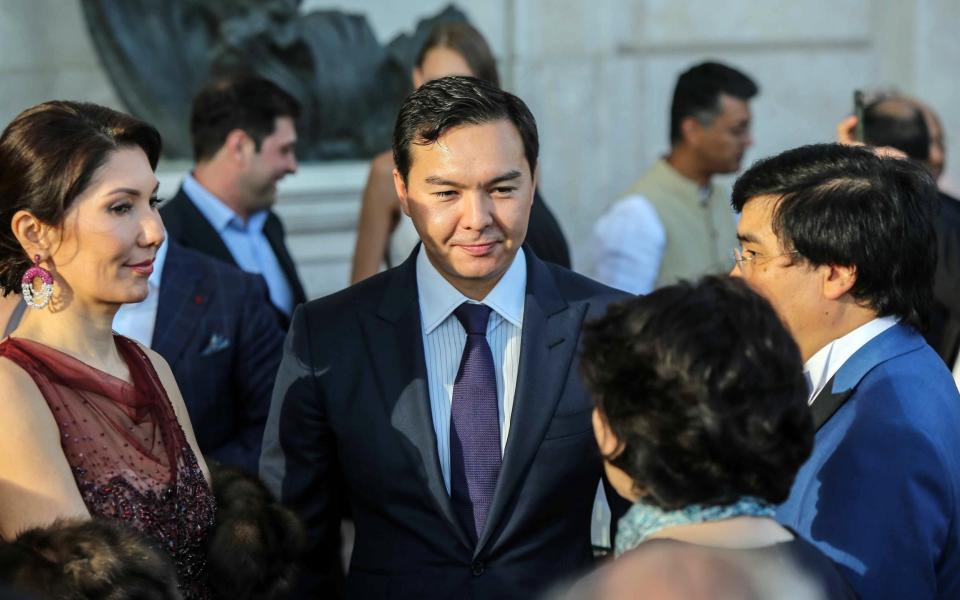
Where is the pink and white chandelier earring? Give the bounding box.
[21,255,53,310]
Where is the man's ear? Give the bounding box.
[392,168,411,217]
[822,264,857,301]
[681,116,703,147]
[531,160,540,192]
[223,129,254,164]
[412,67,425,90]
[11,210,57,262]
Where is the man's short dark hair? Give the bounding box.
[190,75,300,162]
[862,98,931,161]
[670,61,758,145]
[731,143,938,329]
[392,76,538,183]
[580,276,813,510]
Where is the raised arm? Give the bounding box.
[350,150,401,284]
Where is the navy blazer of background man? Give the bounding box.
[161,188,307,329]
[260,76,628,599]
[153,241,285,473]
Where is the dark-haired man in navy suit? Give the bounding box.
[260,76,628,599]
[161,75,307,330]
[114,239,284,474]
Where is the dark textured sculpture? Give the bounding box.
[81,1,467,160]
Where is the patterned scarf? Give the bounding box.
[615,496,776,557]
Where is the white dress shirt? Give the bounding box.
[113,238,168,346]
[590,195,666,294]
[417,246,526,493]
[803,316,899,403]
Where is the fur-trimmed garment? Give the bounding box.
[205,465,305,600]
[1,467,304,600]
[0,518,182,599]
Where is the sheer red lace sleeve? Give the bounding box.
[0,335,215,599]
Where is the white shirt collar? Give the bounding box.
[803,315,899,403]
[416,245,526,334]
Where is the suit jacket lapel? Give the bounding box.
[263,212,307,305]
[810,376,853,431]
[475,252,583,556]
[152,243,210,366]
[358,253,472,551]
[166,189,238,267]
[810,323,925,431]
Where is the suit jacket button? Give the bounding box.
[471,561,485,576]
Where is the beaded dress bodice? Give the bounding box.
[0,335,215,599]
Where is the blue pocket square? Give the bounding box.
[200,333,231,356]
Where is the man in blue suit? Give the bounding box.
[260,76,628,599]
[114,239,285,474]
[730,143,960,599]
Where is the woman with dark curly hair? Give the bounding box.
[580,276,855,598]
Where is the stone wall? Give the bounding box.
[2,1,958,298]
[0,0,121,126]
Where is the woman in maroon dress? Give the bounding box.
[0,102,215,598]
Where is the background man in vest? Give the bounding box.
[591,61,757,293]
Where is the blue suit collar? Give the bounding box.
[832,323,925,392]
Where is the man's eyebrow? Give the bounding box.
[737,232,761,244]
[485,170,522,187]
[423,171,523,188]
[424,175,464,187]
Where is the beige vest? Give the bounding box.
[627,159,738,288]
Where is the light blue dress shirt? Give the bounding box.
[113,237,168,346]
[181,174,294,316]
[417,246,526,493]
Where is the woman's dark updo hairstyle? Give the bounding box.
[0,101,161,295]
[416,21,500,87]
[580,276,813,510]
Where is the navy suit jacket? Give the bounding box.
[160,187,307,329]
[260,248,629,599]
[777,324,960,599]
[154,242,285,474]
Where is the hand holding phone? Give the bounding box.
[853,90,865,142]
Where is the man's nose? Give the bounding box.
[461,191,494,231]
[287,153,298,174]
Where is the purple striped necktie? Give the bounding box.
[449,302,501,540]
